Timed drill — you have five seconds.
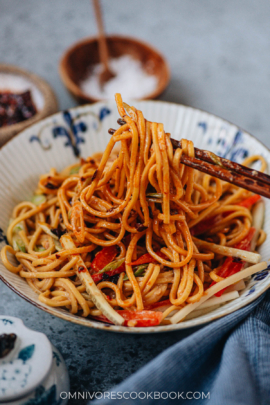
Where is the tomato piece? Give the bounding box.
[217,257,235,278]
[128,253,154,265]
[191,215,222,236]
[91,273,103,283]
[91,310,163,327]
[238,194,261,208]
[128,251,167,266]
[210,228,256,296]
[214,260,245,297]
[91,246,118,272]
[119,310,163,327]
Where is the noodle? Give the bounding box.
[0,94,266,326]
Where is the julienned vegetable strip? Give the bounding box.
[251,200,265,252]
[192,236,261,264]
[60,234,124,326]
[123,264,148,281]
[252,200,265,230]
[225,280,245,293]
[196,290,239,310]
[38,222,59,240]
[170,261,267,324]
[185,305,221,320]
[98,258,126,274]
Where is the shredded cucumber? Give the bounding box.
[37,223,63,252]
[98,258,125,274]
[10,219,26,252]
[123,264,148,281]
[34,246,46,252]
[12,236,26,253]
[70,166,80,175]
[9,219,25,233]
[31,194,46,206]
[38,222,58,240]
[54,240,62,252]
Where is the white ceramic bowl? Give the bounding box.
[0,100,269,333]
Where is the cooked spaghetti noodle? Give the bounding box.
[1,94,267,327]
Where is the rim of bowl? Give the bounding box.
[0,99,269,333]
[59,34,171,103]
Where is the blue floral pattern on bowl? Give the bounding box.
[30,106,111,157]
[198,122,249,163]
[0,228,7,244]
[253,269,270,281]
[246,287,256,296]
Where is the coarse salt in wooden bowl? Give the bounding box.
[0,64,58,147]
[59,35,170,104]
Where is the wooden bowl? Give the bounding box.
[59,35,170,104]
[0,64,58,147]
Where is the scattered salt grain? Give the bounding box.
[80,55,158,100]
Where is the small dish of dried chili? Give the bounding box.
[0,64,58,146]
[0,90,37,128]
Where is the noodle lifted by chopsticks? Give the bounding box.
[1,94,267,326]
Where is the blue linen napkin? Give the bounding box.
[92,290,270,404]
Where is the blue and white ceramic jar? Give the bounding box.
[0,316,69,404]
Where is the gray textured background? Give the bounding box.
[1,0,270,402]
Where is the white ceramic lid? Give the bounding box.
[0,316,52,402]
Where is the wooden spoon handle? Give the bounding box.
[92,0,110,70]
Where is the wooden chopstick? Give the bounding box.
[180,153,270,198]
[109,126,270,199]
[170,139,270,198]
[171,139,270,186]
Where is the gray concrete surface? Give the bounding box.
[1,0,270,402]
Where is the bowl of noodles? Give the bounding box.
[0,95,269,333]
